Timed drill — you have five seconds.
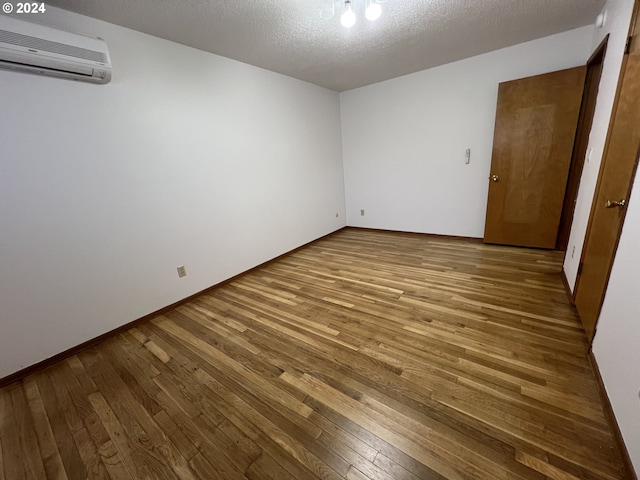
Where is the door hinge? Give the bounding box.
[577,262,584,275]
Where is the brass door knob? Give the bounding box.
[490,174,499,183]
[605,199,626,209]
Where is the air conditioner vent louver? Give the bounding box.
[0,29,107,63]
[0,16,111,83]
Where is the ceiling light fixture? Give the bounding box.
[341,0,357,27]
[365,0,382,21]
[321,0,387,28]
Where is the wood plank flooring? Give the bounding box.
[0,228,628,479]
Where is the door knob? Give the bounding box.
[605,199,626,209]
[490,174,499,183]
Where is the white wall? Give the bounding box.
[0,8,346,378]
[586,0,640,473]
[593,186,640,471]
[340,27,592,237]
[563,0,635,289]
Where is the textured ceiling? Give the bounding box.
[44,0,606,91]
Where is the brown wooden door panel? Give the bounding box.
[484,67,586,248]
[574,10,640,341]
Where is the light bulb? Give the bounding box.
[365,2,382,21]
[341,2,356,27]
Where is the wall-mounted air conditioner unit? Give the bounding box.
[0,16,111,84]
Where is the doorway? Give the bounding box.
[573,4,640,341]
[556,37,609,251]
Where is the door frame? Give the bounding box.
[556,36,609,251]
[572,2,640,339]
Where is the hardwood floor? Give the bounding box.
[0,228,627,479]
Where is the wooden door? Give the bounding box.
[483,67,586,248]
[574,7,640,341]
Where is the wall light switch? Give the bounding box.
[177,265,187,278]
[465,148,471,164]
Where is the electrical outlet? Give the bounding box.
[177,265,187,278]
[361,209,365,216]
